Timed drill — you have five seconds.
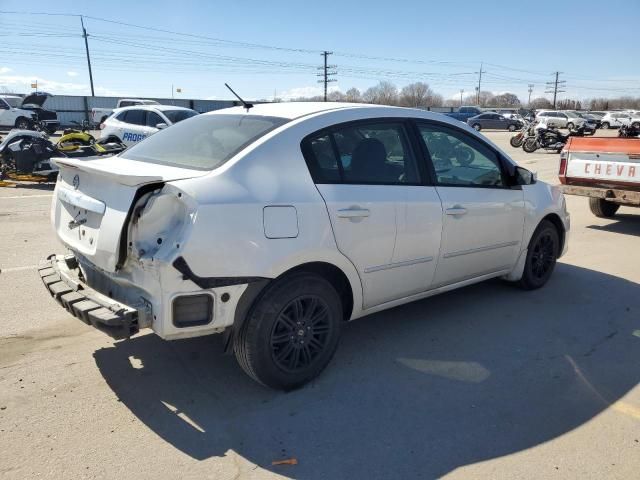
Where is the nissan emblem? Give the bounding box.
[72,174,80,190]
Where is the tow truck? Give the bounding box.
[559,137,640,217]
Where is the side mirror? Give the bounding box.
[155,122,168,130]
[515,166,536,185]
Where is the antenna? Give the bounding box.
[225,83,253,111]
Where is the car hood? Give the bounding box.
[21,92,51,108]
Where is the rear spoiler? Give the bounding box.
[52,157,164,187]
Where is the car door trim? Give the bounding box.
[364,256,434,273]
[442,240,520,259]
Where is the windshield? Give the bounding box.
[163,109,199,124]
[124,114,288,170]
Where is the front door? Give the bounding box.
[303,120,442,309]
[415,121,525,287]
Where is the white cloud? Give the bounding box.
[279,85,341,100]
[205,95,218,100]
[0,73,119,96]
[67,71,78,77]
[0,67,12,74]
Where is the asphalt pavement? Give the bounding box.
[0,129,638,480]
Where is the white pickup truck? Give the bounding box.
[91,99,159,125]
[560,137,640,217]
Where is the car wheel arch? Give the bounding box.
[539,213,566,258]
[224,260,356,354]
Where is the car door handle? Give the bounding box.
[337,207,370,218]
[445,206,468,216]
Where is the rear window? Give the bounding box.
[123,114,288,170]
[163,109,198,124]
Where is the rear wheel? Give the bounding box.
[589,198,619,218]
[234,272,342,390]
[601,122,610,129]
[517,220,560,290]
[566,122,574,130]
[472,123,481,131]
[632,122,640,129]
[508,124,517,132]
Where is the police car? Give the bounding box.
[100,105,198,147]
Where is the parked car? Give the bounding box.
[536,110,586,129]
[444,106,483,122]
[91,98,160,125]
[100,105,198,147]
[41,102,569,390]
[0,95,36,130]
[600,112,632,129]
[467,113,523,131]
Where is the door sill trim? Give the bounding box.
[443,241,519,259]
[364,256,434,274]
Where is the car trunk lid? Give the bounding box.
[52,155,207,272]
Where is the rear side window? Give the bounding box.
[303,121,420,184]
[163,109,198,124]
[123,109,146,126]
[124,114,288,170]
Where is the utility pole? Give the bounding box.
[80,16,95,97]
[459,89,464,107]
[475,62,484,105]
[545,72,566,109]
[528,84,534,106]
[317,51,337,102]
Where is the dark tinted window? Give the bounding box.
[146,111,164,127]
[163,109,198,124]
[303,122,420,184]
[123,109,146,126]
[417,123,505,188]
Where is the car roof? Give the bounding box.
[113,104,196,113]
[208,102,380,120]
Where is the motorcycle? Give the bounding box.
[510,120,535,148]
[618,124,640,138]
[0,122,126,180]
[522,122,591,153]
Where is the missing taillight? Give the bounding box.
[559,151,568,184]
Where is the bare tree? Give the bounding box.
[399,82,433,107]
[529,97,553,109]
[345,87,361,103]
[328,90,346,102]
[363,81,398,105]
[488,93,521,107]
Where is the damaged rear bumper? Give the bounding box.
[39,254,141,340]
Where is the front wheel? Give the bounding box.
[566,122,574,130]
[517,220,560,290]
[234,272,343,390]
[510,135,524,148]
[15,117,31,130]
[522,137,539,153]
[601,122,610,129]
[472,123,481,131]
[508,124,517,132]
[589,198,619,218]
[632,122,640,129]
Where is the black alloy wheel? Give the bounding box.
[517,220,560,290]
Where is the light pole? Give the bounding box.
[459,89,464,107]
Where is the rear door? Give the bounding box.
[303,119,442,309]
[415,121,525,287]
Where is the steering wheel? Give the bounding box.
[454,145,475,167]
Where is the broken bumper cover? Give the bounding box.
[39,254,140,340]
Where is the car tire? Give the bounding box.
[508,124,517,132]
[15,117,30,130]
[566,122,574,130]
[632,122,640,129]
[517,220,560,290]
[588,198,619,218]
[601,122,610,129]
[234,272,343,390]
[472,123,481,131]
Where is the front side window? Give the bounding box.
[303,121,420,184]
[417,123,505,188]
[146,111,164,127]
[124,114,288,170]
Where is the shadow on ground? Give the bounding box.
[587,213,640,237]
[94,264,640,479]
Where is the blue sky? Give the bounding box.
[1,0,639,102]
